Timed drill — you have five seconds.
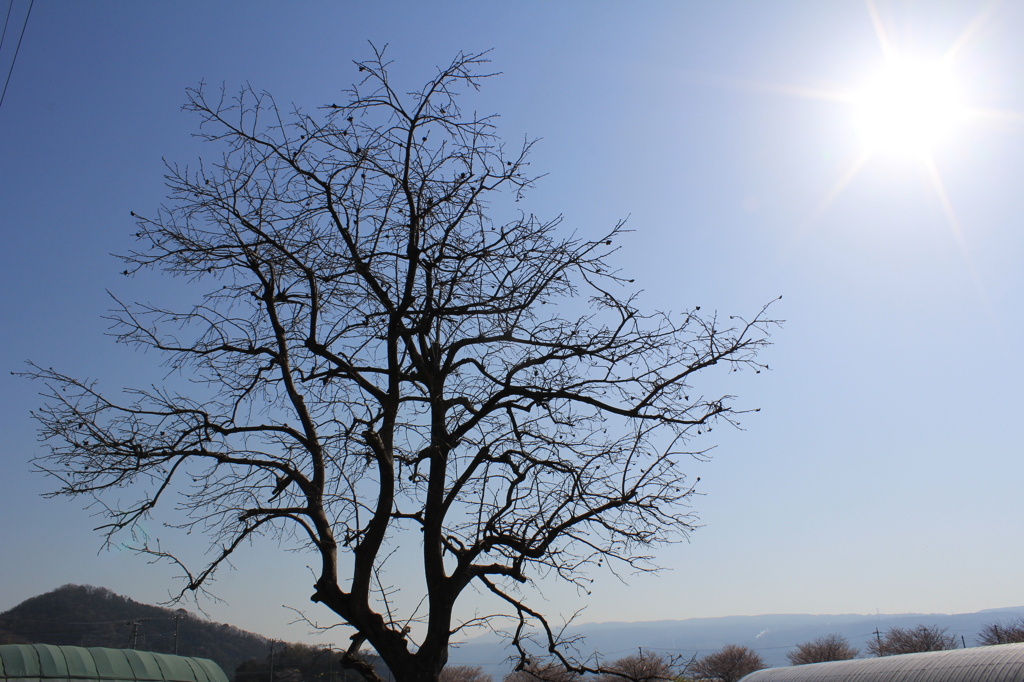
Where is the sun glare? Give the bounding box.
[706,0,1002,248]
[853,59,965,154]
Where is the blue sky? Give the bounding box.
[2,0,1023,646]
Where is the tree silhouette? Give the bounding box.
[594,651,675,682]
[502,662,578,682]
[787,634,858,665]
[439,666,492,682]
[867,626,958,656]
[978,618,1024,645]
[24,47,777,682]
[691,645,766,682]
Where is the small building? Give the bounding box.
[0,644,229,682]
[741,643,1024,682]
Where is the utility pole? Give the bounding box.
[126,621,139,650]
[174,611,183,655]
[873,629,884,655]
[269,640,276,682]
[125,618,153,650]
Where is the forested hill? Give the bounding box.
[0,584,271,675]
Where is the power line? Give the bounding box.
[0,0,33,113]
[1,616,178,625]
[0,0,17,55]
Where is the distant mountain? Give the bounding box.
[0,584,271,675]
[446,606,1024,677]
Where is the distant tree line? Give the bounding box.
[234,643,389,682]
[782,618,1024,669]
[230,617,1024,682]
[784,620,1024,668]
[434,617,1024,682]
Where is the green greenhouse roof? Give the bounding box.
[0,645,228,682]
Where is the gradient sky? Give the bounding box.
[2,0,1023,648]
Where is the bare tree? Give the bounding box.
[22,48,777,682]
[867,626,958,657]
[786,634,858,665]
[595,650,675,682]
[978,618,1024,645]
[691,645,766,682]
[502,662,578,682]
[439,666,492,682]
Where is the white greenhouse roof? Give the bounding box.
[741,643,1024,682]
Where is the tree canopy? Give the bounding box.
[593,651,675,682]
[24,48,777,682]
[978,618,1024,646]
[867,626,958,657]
[692,645,766,682]
[787,634,858,665]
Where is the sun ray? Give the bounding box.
[865,0,895,63]
[922,155,967,248]
[922,153,1004,344]
[685,71,851,103]
[942,0,1003,65]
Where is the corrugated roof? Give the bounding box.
[0,645,228,682]
[741,643,1024,682]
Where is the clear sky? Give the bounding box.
[2,0,1023,647]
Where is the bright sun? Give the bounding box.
[712,0,1000,237]
[853,58,965,154]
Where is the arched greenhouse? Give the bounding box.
[0,644,228,682]
[741,643,1024,682]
